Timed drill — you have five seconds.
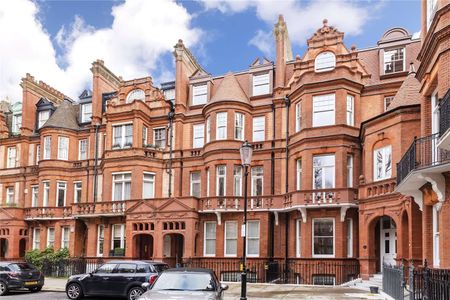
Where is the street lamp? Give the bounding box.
[239,140,253,300]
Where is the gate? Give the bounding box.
[383,263,405,300]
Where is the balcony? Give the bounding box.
[24,206,72,220]
[396,133,450,206]
[438,89,450,150]
[284,188,358,208]
[200,196,277,212]
[359,178,397,200]
[73,200,132,217]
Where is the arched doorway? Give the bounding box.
[163,233,184,267]
[0,238,8,258]
[19,238,26,258]
[369,216,397,272]
[133,234,154,259]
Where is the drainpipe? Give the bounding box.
[167,101,175,198]
[270,103,276,259]
[284,95,290,283]
[93,123,100,203]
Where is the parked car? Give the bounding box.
[65,260,168,300]
[139,268,228,300]
[0,261,45,296]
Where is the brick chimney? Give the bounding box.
[273,15,293,90]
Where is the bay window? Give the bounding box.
[58,136,69,160]
[113,173,131,201]
[216,165,226,197]
[206,117,211,143]
[373,145,392,181]
[233,166,242,196]
[193,124,205,148]
[235,112,244,140]
[7,147,16,168]
[43,181,50,207]
[113,124,133,149]
[142,126,148,146]
[247,221,260,257]
[153,128,166,148]
[190,172,201,198]
[143,173,155,199]
[216,112,227,140]
[6,187,14,204]
[313,155,335,189]
[224,221,238,257]
[252,116,265,142]
[296,102,302,132]
[313,94,335,127]
[47,228,55,248]
[296,159,302,190]
[43,136,51,159]
[251,166,263,196]
[61,227,70,249]
[56,181,67,207]
[204,221,216,256]
[74,182,82,203]
[347,155,353,188]
[31,186,38,207]
[78,139,88,160]
[33,228,41,250]
[313,218,335,257]
[346,95,354,126]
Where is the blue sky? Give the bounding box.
[0,0,421,100]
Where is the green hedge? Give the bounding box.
[25,247,70,270]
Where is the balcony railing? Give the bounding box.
[200,196,277,211]
[359,178,397,199]
[24,206,72,219]
[397,133,450,185]
[439,89,450,138]
[284,188,358,208]
[73,200,130,216]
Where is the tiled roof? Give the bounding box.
[41,100,81,130]
[387,71,423,111]
[210,72,250,105]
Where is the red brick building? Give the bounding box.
[0,0,448,283]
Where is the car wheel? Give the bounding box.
[66,282,83,300]
[0,281,8,296]
[29,286,42,293]
[127,286,144,300]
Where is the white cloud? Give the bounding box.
[249,30,274,57]
[0,0,202,101]
[199,0,379,55]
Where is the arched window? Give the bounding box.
[126,89,145,103]
[314,51,336,72]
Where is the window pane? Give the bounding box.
[313,94,335,127]
[313,219,334,256]
[253,117,265,142]
[315,52,336,72]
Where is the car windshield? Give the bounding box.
[9,263,34,271]
[152,272,215,291]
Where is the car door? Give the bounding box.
[84,263,117,296]
[109,263,137,296]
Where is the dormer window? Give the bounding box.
[126,89,145,103]
[164,88,175,103]
[252,73,270,96]
[38,110,50,128]
[80,102,92,123]
[192,84,207,105]
[315,52,336,72]
[384,48,405,74]
[12,113,22,134]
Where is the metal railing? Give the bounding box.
[439,89,450,138]
[409,261,450,300]
[383,263,405,300]
[397,133,450,185]
[38,257,107,277]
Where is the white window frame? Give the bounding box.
[43,136,51,159]
[234,112,245,141]
[224,221,238,257]
[313,94,335,127]
[12,114,22,134]
[47,227,55,248]
[73,182,82,204]
[216,165,226,197]
[206,169,210,197]
[31,185,39,207]
[192,84,208,105]
[126,89,145,102]
[384,96,394,111]
[313,154,336,189]
[81,102,92,123]
[97,225,105,256]
[296,159,302,190]
[153,127,166,148]
[233,165,243,197]
[252,73,270,96]
[38,110,50,128]
[295,102,302,132]
[36,145,40,163]
[347,218,353,258]
[383,48,405,74]
[7,147,16,168]
[296,219,302,257]
[216,112,227,140]
[373,145,392,181]
[43,181,50,207]
[112,123,133,149]
[143,172,155,199]
[427,0,438,28]
[312,218,335,258]
[347,155,353,188]
[58,136,69,160]
[142,126,148,146]
[164,88,175,102]
[33,228,41,250]
[78,139,88,160]
[112,172,132,201]
[346,95,354,126]
[111,224,126,250]
[206,117,211,143]
[251,166,264,197]
[252,116,265,142]
[246,220,260,257]
[6,187,14,204]
[314,52,336,72]
[190,171,201,198]
[56,181,67,207]
[433,205,440,267]
[193,124,205,148]
[204,221,216,257]
[61,226,70,249]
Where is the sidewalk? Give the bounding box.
[44,278,388,299]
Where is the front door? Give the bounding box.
[380,218,397,268]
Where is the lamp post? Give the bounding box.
[239,141,253,300]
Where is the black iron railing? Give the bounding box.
[397,133,450,185]
[439,89,450,138]
[38,257,106,277]
[409,261,450,300]
[383,263,405,300]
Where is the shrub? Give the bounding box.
[25,247,70,270]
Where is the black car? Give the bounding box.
[0,262,45,296]
[65,260,168,300]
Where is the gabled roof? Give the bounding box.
[387,68,423,111]
[209,72,250,105]
[41,100,80,131]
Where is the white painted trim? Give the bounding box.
[203,221,216,257]
[224,220,238,257]
[312,217,335,258]
[296,219,301,258]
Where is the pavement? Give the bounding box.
[28,277,389,300]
